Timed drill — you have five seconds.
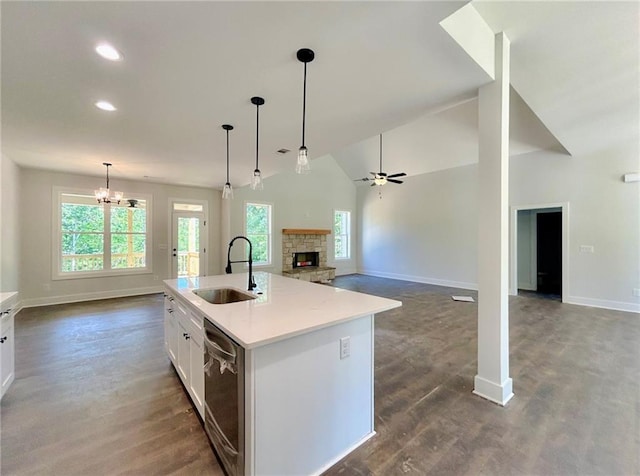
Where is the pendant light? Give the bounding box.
[94,162,123,204]
[222,124,234,200]
[296,48,315,174]
[250,96,265,190]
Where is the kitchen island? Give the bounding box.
[164,272,401,476]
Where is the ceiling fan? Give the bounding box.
[355,134,406,186]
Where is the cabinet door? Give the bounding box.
[1,313,15,399]
[177,319,191,383]
[164,295,178,363]
[190,333,205,416]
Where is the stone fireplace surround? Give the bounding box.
[281,229,336,283]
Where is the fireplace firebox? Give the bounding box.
[293,252,319,269]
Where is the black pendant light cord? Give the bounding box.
[226,128,230,183]
[255,102,260,170]
[301,61,307,147]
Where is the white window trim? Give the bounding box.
[52,186,153,280]
[333,209,352,261]
[244,200,273,267]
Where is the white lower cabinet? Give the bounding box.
[0,292,17,400]
[164,290,204,418]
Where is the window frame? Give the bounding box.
[334,209,352,260]
[244,201,273,267]
[52,186,153,280]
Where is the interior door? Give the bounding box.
[536,211,562,295]
[172,212,206,278]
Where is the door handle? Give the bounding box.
[173,248,177,257]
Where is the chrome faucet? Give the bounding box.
[225,236,257,291]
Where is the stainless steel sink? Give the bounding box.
[193,287,257,304]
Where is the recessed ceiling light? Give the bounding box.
[95,100,117,112]
[95,43,122,61]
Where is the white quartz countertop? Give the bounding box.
[164,272,401,349]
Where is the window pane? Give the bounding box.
[173,203,203,212]
[111,206,146,233]
[248,234,268,263]
[247,204,268,233]
[61,203,104,232]
[61,233,104,271]
[111,234,146,269]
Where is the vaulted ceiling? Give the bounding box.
[2,1,638,188]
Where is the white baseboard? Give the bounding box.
[335,267,357,277]
[473,375,514,406]
[311,431,376,476]
[358,268,477,291]
[565,295,640,314]
[20,286,164,309]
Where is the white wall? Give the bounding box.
[19,168,221,307]
[229,155,357,276]
[358,164,478,290]
[0,155,21,292]
[510,144,639,311]
[356,139,640,312]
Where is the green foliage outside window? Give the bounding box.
[334,210,350,259]
[59,194,148,273]
[246,203,271,264]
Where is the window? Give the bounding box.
[334,210,351,260]
[245,202,272,265]
[55,190,151,278]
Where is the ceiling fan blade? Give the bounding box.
[370,182,376,187]
[387,172,406,178]
[387,179,404,184]
[354,177,370,182]
[369,172,377,176]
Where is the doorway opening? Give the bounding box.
[170,201,208,279]
[510,203,569,302]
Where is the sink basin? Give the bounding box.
[193,287,257,304]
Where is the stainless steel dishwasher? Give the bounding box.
[203,319,245,476]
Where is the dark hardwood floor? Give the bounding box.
[2,276,638,475]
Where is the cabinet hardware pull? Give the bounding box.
[0,337,6,343]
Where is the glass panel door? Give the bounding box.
[172,212,205,278]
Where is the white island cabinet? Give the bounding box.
[164,272,401,476]
[1,291,18,400]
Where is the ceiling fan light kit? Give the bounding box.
[222,124,234,200]
[355,134,406,188]
[95,162,123,204]
[250,96,265,191]
[296,48,315,175]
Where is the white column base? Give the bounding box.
[473,375,514,406]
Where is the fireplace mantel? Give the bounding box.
[282,228,331,235]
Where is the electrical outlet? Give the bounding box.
[633,288,640,297]
[340,337,350,359]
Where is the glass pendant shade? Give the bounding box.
[250,169,263,190]
[296,146,310,174]
[222,182,233,199]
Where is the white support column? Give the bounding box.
[474,32,514,406]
